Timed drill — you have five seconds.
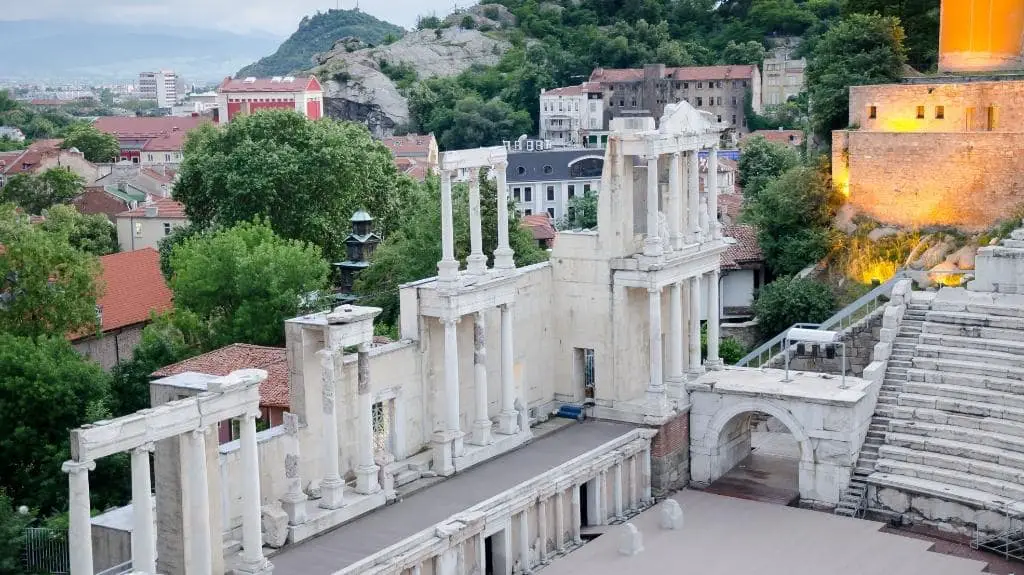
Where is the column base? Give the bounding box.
[236,557,274,575]
[469,419,493,446]
[704,358,724,371]
[432,430,464,476]
[687,366,705,381]
[466,254,488,275]
[319,478,345,510]
[436,260,461,291]
[643,237,663,257]
[280,495,308,526]
[493,248,515,271]
[497,411,519,435]
[645,391,672,418]
[665,375,686,401]
[688,232,702,244]
[355,464,381,495]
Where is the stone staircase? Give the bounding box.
[868,291,1024,529]
[834,300,926,517]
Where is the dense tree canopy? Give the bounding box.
[61,123,120,163]
[174,110,415,261]
[805,13,906,140]
[40,204,118,257]
[169,220,330,347]
[752,275,837,335]
[843,0,939,72]
[356,173,547,326]
[0,204,101,339]
[0,168,83,215]
[738,136,802,199]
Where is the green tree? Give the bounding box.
[169,220,330,347]
[62,123,120,163]
[752,275,836,336]
[0,168,84,214]
[174,110,414,261]
[722,40,766,65]
[737,136,802,199]
[0,204,101,339]
[0,334,114,513]
[0,137,23,152]
[742,166,840,275]
[806,13,906,141]
[558,190,598,230]
[843,0,939,71]
[0,491,33,575]
[356,174,547,326]
[438,95,533,150]
[157,223,207,280]
[40,204,118,257]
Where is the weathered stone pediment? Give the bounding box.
[659,101,716,136]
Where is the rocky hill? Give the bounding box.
[236,9,404,78]
[310,25,511,127]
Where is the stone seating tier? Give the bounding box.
[907,367,1024,395]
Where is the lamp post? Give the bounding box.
[783,327,847,388]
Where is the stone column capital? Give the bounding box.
[440,317,461,326]
[62,460,96,474]
[315,348,335,361]
[492,160,508,170]
[647,286,661,295]
[236,410,262,422]
[132,442,155,454]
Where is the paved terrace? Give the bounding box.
[270,420,636,575]
[543,490,989,575]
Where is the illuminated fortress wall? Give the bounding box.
[833,80,1024,230]
[939,0,1024,73]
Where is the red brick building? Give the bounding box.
[215,75,324,125]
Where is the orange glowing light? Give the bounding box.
[939,0,1024,73]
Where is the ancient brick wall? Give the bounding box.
[650,411,689,495]
[849,80,1024,131]
[836,130,1024,230]
[767,309,883,377]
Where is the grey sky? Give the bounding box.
[0,0,466,35]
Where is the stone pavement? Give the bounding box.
[269,420,636,575]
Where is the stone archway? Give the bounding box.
[691,399,820,504]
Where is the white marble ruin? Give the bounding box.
[660,499,684,530]
[618,523,644,556]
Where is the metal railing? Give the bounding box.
[96,561,133,575]
[735,273,907,368]
[22,527,69,574]
[972,499,1024,561]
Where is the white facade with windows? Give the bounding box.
[138,70,179,109]
[539,83,605,146]
[762,39,806,108]
[505,143,604,222]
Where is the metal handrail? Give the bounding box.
[95,560,133,575]
[735,273,908,368]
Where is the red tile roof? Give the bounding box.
[590,65,756,83]
[151,344,289,408]
[141,167,175,184]
[116,197,187,219]
[718,193,744,223]
[218,75,322,94]
[521,214,557,241]
[93,116,207,141]
[93,248,173,333]
[0,139,64,176]
[141,131,188,152]
[543,82,602,97]
[382,134,435,158]
[721,224,764,270]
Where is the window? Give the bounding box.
[583,183,592,193]
[742,80,748,87]
[513,187,521,201]
[732,97,737,106]
[569,158,604,178]
[988,106,998,130]
[559,102,564,112]
[547,207,555,218]
[568,184,576,199]
[731,115,737,125]
[717,97,722,106]
[717,115,722,123]
[517,166,526,175]
[590,101,597,112]
[163,222,172,236]
[916,106,925,119]
[524,209,532,216]
[524,187,532,202]
[165,153,171,162]
[935,105,945,119]
[134,222,143,237]
[543,165,553,175]
[147,154,154,162]
[630,99,636,107]
[546,185,555,201]
[868,106,877,119]
[618,99,624,107]
[966,107,976,130]
[717,81,723,88]
[697,82,703,89]
[696,97,703,107]
[575,348,596,399]
[683,82,689,89]
[526,141,534,151]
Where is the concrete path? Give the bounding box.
[270,420,636,575]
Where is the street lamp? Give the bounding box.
[783,327,848,388]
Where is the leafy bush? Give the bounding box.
[417,15,442,30]
[752,276,836,337]
[701,326,747,365]
[483,5,501,20]
[461,15,477,29]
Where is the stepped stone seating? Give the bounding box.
[868,283,1024,532]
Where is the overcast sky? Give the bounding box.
[0,0,466,35]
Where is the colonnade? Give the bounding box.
[643,145,723,259]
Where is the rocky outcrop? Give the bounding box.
[311,27,511,126]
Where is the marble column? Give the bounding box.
[280,412,307,525]
[699,196,709,243]
[669,152,684,250]
[498,304,519,435]
[519,510,531,574]
[644,156,662,257]
[708,145,721,239]
[317,349,345,509]
[434,318,464,474]
[687,151,701,243]
[705,270,723,370]
[555,491,566,552]
[629,456,640,511]
[647,286,668,414]
[467,168,487,275]
[571,485,583,544]
[437,170,460,288]
[597,470,607,525]
[667,281,685,404]
[613,462,624,520]
[538,497,549,564]
[238,413,272,574]
[493,162,516,271]
[411,564,422,575]
[688,275,704,379]
[476,532,486,575]
[186,429,212,575]
[130,445,156,575]
[356,344,381,494]
[63,460,96,575]
[470,312,492,446]
[641,447,653,504]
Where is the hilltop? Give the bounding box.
[236,9,405,78]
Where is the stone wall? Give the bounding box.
[767,309,884,377]
[73,324,145,371]
[834,130,1024,230]
[649,411,689,495]
[720,319,760,351]
[848,80,1024,132]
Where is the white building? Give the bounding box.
[0,126,25,142]
[138,71,179,109]
[761,38,806,107]
[504,139,604,221]
[539,83,605,146]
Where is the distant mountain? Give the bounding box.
[236,9,405,78]
[0,20,281,82]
